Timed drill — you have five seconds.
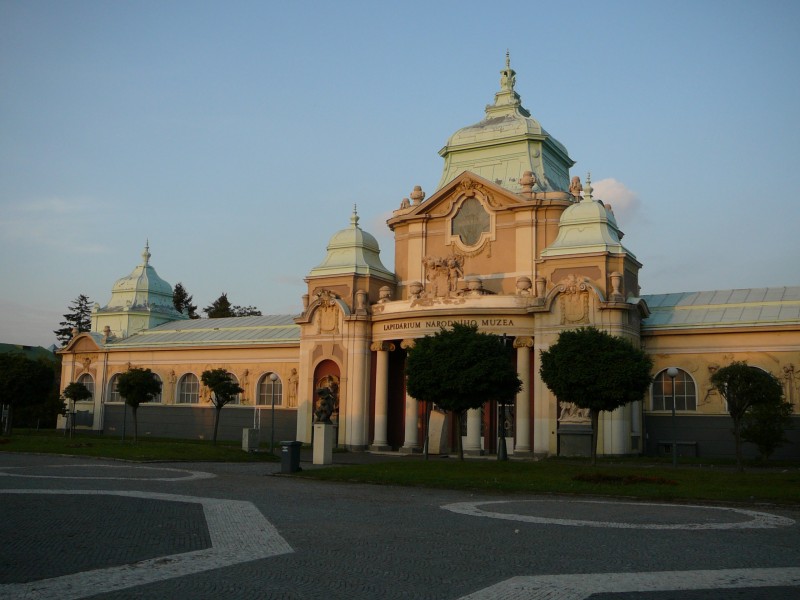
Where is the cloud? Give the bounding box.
[591,178,642,223]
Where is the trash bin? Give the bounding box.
[280,441,302,473]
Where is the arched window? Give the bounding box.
[76,373,94,401]
[107,374,121,403]
[652,369,697,411]
[227,373,241,405]
[257,373,283,406]
[177,373,200,404]
[108,372,163,403]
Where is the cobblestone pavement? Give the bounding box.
[0,453,798,600]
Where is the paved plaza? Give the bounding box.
[0,453,798,599]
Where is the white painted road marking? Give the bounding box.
[458,567,800,599]
[0,489,292,600]
[442,499,795,530]
[0,464,215,481]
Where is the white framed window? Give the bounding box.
[227,372,241,405]
[652,369,697,411]
[107,374,121,403]
[108,372,162,403]
[76,373,94,401]
[257,373,283,406]
[177,373,200,404]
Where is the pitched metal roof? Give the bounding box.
[107,315,300,348]
[642,287,800,330]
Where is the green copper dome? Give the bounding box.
[309,208,395,280]
[102,243,181,313]
[437,53,574,194]
[540,176,635,258]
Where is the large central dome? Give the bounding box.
[437,53,574,194]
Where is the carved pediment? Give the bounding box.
[389,172,529,224]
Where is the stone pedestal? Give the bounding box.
[558,425,593,457]
[313,423,334,465]
[242,428,260,452]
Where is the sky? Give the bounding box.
[1,0,799,348]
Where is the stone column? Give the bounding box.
[464,408,483,455]
[513,336,533,455]
[370,341,394,450]
[400,339,420,452]
[532,340,551,455]
[344,323,371,450]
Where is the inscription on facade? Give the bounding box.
[382,318,514,332]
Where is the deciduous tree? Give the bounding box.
[710,361,785,471]
[116,367,161,443]
[54,294,93,346]
[741,395,793,461]
[0,353,55,435]
[405,323,521,460]
[62,381,92,437]
[201,369,243,444]
[539,327,653,465]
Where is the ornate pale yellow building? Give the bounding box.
[59,58,800,458]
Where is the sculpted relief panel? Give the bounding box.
[314,290,340,334]
[558,275,591,325]
[422,255,464,299]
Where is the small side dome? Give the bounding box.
[540,176,635,258]
[309,207,395,280]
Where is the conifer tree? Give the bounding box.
[54,294,93,347]
[173,282,199,319]
[204,293,234,318]
[204,293,262,318]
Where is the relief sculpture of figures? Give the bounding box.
[423,255,464,298]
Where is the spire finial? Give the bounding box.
[583,172,593,202]
[499,50,516,94]
[142,240,151,265]
[350,204,359,227]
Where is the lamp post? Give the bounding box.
[666,367,679,467]
[269,372,278,455]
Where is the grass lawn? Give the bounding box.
[295,457,800,506]
[2,430,797,506]
[0,429,279,462]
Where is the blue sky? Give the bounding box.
[2,0,799,347]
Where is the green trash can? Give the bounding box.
[280,441,302,473]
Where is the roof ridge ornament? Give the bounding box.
[351,204,359,228]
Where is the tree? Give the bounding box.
[0,353,55,435]
[54,294,93,346]
[116,367,162,443]
[173,282,199,319]
[539,327,653,465]
[201,369,244,444]
[62,381,92,437]
[405,323,521,460]
[232,305,262,317]
[741,396,793,461]
[203,293,262,318]
[710,361,785,471]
